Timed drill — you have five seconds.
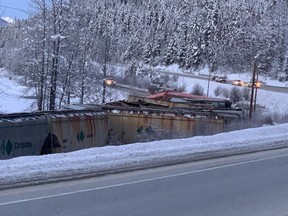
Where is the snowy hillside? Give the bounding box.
[0,69,36,113]
[0,18,8,27]
[0,66,288,187]
[1,17,14,24]
[2,66,287,115]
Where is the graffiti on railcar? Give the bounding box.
[40,133,61,155]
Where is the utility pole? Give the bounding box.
[249,57,257,120]
[253,69,259,112]
[207,69,211,97]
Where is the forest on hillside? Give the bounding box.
[0,0,287,111]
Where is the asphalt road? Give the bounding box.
[1,148,288,216]
[157,70,288,94]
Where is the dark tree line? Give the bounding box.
[0,0,287,111]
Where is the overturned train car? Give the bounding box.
[107,108,224,144]
[0,111,109,159]
[104,92,243,144]
[1,92,243,159]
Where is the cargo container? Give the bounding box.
[0,113,47,159]
[107,110,224,144]
[0,111,109,159]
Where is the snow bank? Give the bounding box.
[0,123,287,188]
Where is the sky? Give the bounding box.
[0,66,287,187]
[0,0,29,19]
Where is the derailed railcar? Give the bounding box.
[107,109,224,144]
[0,114,48,159]
[104,92,243,144]
[46,112,109,153]
[0,111,109,159]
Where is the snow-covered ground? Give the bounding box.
[0,69,36,113]
[0,66,287,188]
